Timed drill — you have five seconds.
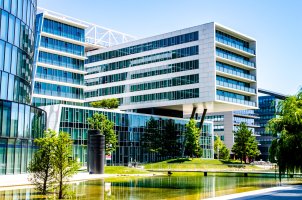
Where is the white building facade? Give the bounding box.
[85,22,258,116]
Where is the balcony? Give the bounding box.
[216,35,255,55]
[216,65,256,81]
[36,73,83,85]
[216,49,255,68]
[217,80,256,94]
[217,95,256,107]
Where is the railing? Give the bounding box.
[217,80,256,93]
[144,163,276,172]
[36,74,83,85]
[216,51,255,68]
[216,65,256,81]
[216,36,255,55]
[217,95,256,107]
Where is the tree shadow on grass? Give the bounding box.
[167,158,191,163]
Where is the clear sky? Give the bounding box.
[38,0,302,95]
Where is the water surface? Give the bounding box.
[0,173,289,199]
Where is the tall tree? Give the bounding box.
[28,129,56,195]
[52,132,80,199]
[141,117,162,153]
[232,122,260,163]
[161,119,181,157]
[184,119,202,158]
[268,92,302,180]
[214,135,230,160]
[87,113,117,155]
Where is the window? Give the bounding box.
[1,10,8,40]
[1,72,8,99]
[0,40,5,70]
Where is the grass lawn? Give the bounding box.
[105,166,151,174]
[143,158,269,171]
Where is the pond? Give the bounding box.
[0,173,292,200]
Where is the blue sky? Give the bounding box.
[38,0,302,95]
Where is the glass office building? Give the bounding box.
[85,22,258,117]
[41,104,214,166]
[255,89,286,160]
[0,0,46,175]
[32,10,87,107]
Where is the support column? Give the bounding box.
[199,109,208,129]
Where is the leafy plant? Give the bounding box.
[87,113,117,155]
[28,129,56,195]
[184,119,202,158]
[268,92,302,180]
[232,122,260,163]
[90,98,119,109]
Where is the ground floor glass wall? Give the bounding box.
[0,100,46,175]
[58,106,214,166]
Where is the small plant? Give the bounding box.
[90,98,119,109]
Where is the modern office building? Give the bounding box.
[0,0,46,175]
[29,9,259,166]
[255,89,286,160]
[85,22,258,117]
[203,110,259,150]
[32,8,137,107]
[41,104,214,165]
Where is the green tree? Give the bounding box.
[141,117,162,153]
[52,132,80,199]
[90,98,119,109]
[232,122,260,163]
[28,129,56,195]
[87,113,117,155]
[160,119,181,157]
[184,119,202,158]
[268,92,302,180]
[214,135,230,160]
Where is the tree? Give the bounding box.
[28,129,56,195]
[232,122,260,163]
[184,119,202,158]
[268,92,302,180]
[160,119,181,157]
[90,98,119,109]
[214,135,230,160]
[141,117,162,154]
[87,113,117,155]
[52,132,80,199]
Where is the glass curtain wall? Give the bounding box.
[0,0,46,175]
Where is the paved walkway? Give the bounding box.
[0,172,155,189]
[206,185,302,200]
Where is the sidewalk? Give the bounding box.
[0,172,155,189]
[205,185,302,200]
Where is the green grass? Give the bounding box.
[105,166,151,174]
[143,158,267,171]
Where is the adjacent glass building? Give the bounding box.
[41,104,214,166]
[0,0,46,175]
[32,10,87,107]
[255,89,286,160]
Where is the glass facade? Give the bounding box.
[216,61,256,81]
[216,90,255,107]
[216,30,255,54]
[33,12,86,107]
[0,0,46,175]
[58,106,213,165]
[86,46,199,75]
[216,75,255,93]
[216,47,255,67]
[255,96,281,160]
[86,32,198,63]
